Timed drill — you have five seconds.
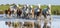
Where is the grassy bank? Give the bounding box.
[51,5,60,15]
[0,10,4,14]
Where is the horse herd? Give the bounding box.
[4,5,51,19]
[4,4,51,28]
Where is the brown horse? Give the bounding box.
[5,8,11,17]
[8,8,11,16]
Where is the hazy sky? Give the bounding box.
[0,0,60,5]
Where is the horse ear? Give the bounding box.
[31,5,33,8]
[48,4,51,14]
[48,4,51,9]
[38,4,41,8]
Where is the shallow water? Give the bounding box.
[0,14,60,28]
[51,15,60,28]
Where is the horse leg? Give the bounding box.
[36,13,42,28]
[32,9,34,19]
[42,14,48,28]
[8,12,10,17]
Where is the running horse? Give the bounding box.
[5,8,11,17]
[17,7,22,17]
[42,6,51,19]
[34,5,51,28]
[42,6,51,28]
[34,6,51,19]
[10,5,22,18]
[22,5,28,18]
[34,6,42,19]
[22,5,32,18]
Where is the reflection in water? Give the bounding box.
[0,15,60,28]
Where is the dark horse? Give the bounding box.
[17,8,22,17]
[42,6,50,18]
[42,6,51,28]
[34,7,42,19]
[5,8,11,17]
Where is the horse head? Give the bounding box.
[46,6,51,16]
